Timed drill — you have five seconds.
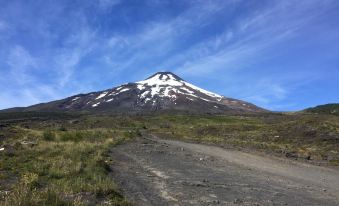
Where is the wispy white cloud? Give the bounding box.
[243,79,288,104]
[0,4,99,108]
[98,0,121,10]
[99,0,240,77]
[172,0,336,77]
[107,35,129,48]
[0,83,63,109]
[6,45,37,84]
[54,14,98,87]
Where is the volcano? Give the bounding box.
[3,72,266,114]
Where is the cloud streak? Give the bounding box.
[6,45,37,84]
[172,0,336,76]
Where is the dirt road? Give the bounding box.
[109,136,339,206]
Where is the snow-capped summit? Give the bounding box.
[133,72,223,105]
[4,72,266,114]
[137,72,184,86]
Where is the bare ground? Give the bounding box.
[109,135,339,206]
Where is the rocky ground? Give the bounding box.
[109,135,339,206]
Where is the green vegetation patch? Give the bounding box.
[0,126,134,205]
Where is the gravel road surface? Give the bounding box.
[109,136,339,206]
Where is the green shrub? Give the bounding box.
[123,129,141,139]
[60,132,79,142]
[43,130,56,141]
[59,126,67,131]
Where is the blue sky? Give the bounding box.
[0,0,338,111]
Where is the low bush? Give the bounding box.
[43,130,56,141]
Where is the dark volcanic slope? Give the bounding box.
[3,72,266,114]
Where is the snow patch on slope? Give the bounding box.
[92,102,101,107]
[117,88,130,93]
[72,97,80,101]
[96,92,108,100]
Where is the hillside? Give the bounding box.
[305,104,339,115]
